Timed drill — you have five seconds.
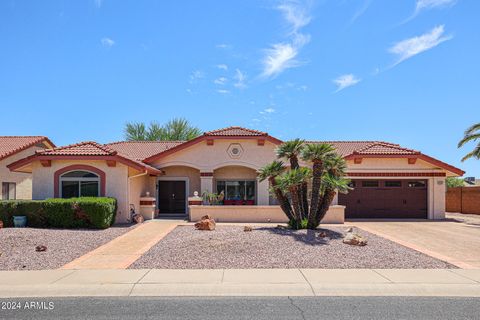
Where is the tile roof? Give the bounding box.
[37,141,117,156]
[106,141,185,161]
[308,141,419,156]
[204,126,268,137]
[0,136,54,160]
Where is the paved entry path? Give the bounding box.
[62,221,179,270]
[351,220,480,269]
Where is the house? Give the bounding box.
[6,127,464,223]
[0,136,55,200]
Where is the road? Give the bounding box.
[1,297,479,320]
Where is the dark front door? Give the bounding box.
[158,180,186,214]
[338,179,428,219]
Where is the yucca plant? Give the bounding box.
[259,140,350,230]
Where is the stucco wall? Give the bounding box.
[0,146,45,200]
[31,160,130,223]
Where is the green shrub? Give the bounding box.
[0,197,117,229]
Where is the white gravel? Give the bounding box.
[0,225,135,270]
[130,226,455,269]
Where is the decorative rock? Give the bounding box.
[35,245,47,252]
[244,226,253,232]
[133,214,144,224]
[318,231,327,238]
[343,232,367,246]
[195,215,216,231]
[346,227,354,233]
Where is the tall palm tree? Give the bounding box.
[458,123,480,161]
[124,118,201,141]
[301,143,336,227]
[275,139,308,216]
[257,161,293,221]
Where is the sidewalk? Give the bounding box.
[61,221,178,269]
[1,269,479,298]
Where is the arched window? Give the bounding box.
[60,170,100,198]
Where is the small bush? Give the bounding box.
[0,197,117,229]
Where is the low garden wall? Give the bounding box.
[189,205,345,224]
[446,187,480,214]
[0,197,117,229]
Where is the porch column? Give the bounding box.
[257,178,270,205]
[200,172,214,194]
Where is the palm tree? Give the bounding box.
[259,140,350,230]
[301,143,336,228]
[257,161,294,221]
[458,123,480,161]
[277,167,312,228]
[275,139,308,216]
[124,118,201,141]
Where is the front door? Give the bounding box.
[158,180,186,214]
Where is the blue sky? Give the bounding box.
[1,0,479,177]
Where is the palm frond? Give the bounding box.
[257,161,285,182]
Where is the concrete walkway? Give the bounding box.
[61,221,178,270]
[351,221,480,269]
[1,269,480,297]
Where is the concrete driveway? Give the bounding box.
[351,218,480,268]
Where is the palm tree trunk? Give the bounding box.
[289,185,302,228]
[307,160,323,228]
[301,182,309,220]
[269,177,294,221]
[312,189,336,229]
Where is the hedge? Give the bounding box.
[0,197,117,229]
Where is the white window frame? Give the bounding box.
[59,170,100,198]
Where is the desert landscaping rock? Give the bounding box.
[194,215,216,231]
[0,225,134,270]
[130,226,455,269]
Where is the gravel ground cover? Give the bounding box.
[0,225,135,270]
[130,225,455,269]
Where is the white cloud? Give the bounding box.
[261,1,312,78]
[234,69,247,89]
[216,44,231,49]
[214,77,228,85]
[217,89,230,94]
[389,25,452,66]
[350,0,373,24]
[101,37,115,47]
[94,0,103,8]
[405,0,456,22]
[333,74,361,92]
[277,1,311,34]
[262,107,276,114]
[216,64,228,70]
[189,70,204,82]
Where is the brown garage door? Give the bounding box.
[338,179,428,219]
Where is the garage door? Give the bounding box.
[338,179,428,219]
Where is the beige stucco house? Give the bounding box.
[0,136,55,200]
[7,127,464,223]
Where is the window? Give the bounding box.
[216,180,256,203]
[60,170,100,198]
[1,182,16,200]
[408,180,426,188]
[385,181,402,188]
[362,180,379,188]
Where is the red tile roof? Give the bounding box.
[0,136,54,160]
[106,141,184,161]
[204,126,268,137]
[308,141,419,157]
[37,141,116,156]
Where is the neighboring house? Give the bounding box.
[7,127,464,222]
[0,136,55,200]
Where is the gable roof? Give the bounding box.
[0,136,55,161]
[204,126,268,137]
[8,141,161,174]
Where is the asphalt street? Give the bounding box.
[1,296,480,320]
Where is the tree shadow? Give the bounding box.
[257,226,345,246]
